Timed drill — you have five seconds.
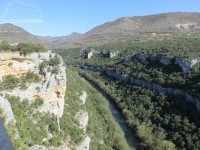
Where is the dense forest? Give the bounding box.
[54,36,200,150]
[79,69,200,150]
[56,37,200,95]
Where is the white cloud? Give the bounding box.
[1,0,44,24]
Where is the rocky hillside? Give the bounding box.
[0,50,67,149]
[0,51,66,119]
[84,12,200,40]
[61,12,200,48]
[2,12,200,48]
[0,23,38,43]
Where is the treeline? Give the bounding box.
[55,37,200,65]
[0,40,46,55]
[55,37,200,95]
[78,69,200,150]
[107,59,200,95]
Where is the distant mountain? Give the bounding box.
[37,32,82,48]
[79,12,200,45]
[0,23,38,43]
[1,12,200,48]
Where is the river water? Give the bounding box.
[81,77,142,150]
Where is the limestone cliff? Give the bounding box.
[0,51,66,119]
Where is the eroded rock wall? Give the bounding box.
[0,51,66,118]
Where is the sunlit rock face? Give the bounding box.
[81,65,200,113]
[0,51,66,118]
[0,96,16,124]
[190,57,200,67]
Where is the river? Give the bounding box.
[81,76,142,150]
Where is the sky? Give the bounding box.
[0,0,200,36]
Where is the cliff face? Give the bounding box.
[0,51,66,122]
[82,66,200,113]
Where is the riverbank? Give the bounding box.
[65,67,134,149]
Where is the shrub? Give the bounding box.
[49,57,60,66]
[39,60,49,70]
[0,75,20,90]
[52,67,59,74]
[21,71,41,83]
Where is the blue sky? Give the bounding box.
[0,0,200,36]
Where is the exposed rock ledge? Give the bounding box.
[76,136,91,150]
[79,91,87,104]
[0,51,66,117]
[82,66,200,113]
[30,145,69,150]
[0,96,16,124]
[126,53,200,73]
[75,110,89,130]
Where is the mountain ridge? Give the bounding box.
[1,12,200,48]
[0,23,39,43]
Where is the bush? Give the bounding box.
[31,97,44,108]
[12,43,45,56]
[52,67,59,74]
[0,75,20,90]
[49,57,60,66]
[39,60,49,70]
[0,40,10,51]
[21,71,41,83]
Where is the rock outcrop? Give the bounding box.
[81,66,200,113]
[76,136,91,150]
[190,57,200,67]
[100,51,119,58]
[82,49,94,59]
[75,91,90,150]
[75,110,89,130]
[0,51,66,118]
[0,96,16,124]
[126,53,200,73]
[174,57,190,73]
[79,91,87,104]
[30,145,69,150]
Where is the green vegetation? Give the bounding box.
[1,67,131,149]
[49,57,60,66]
[55,37,200,65]
[39,60,49,70]
[53,36,200,150]
[11,43,46,56]
[39,57,60,74]
[105,59,200,94]
[79,69,200,150]
[63,68,132,149]
[0,40,46,55]
[0,40,10,51]
[55,37,200,95]
[0,72,41,91]
[5,95,60,149]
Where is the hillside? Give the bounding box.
[56,36,200,150]
[0,43,133,149]
[0,23,39,43]
[1,12,200,48]
[37,32,82,48]
[84,12,200,39]
[58,12,200,48]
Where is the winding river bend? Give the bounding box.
[81,76,142,150]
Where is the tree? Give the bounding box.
[0,40,10,51]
